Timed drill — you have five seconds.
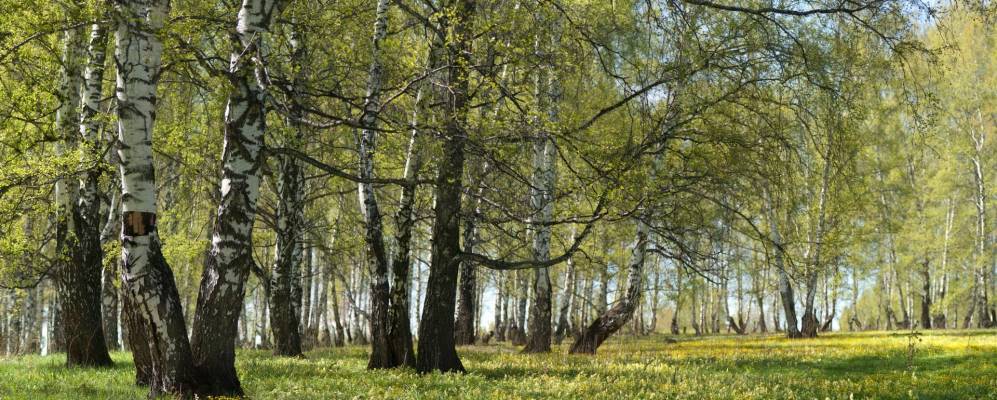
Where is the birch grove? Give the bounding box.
[0,1,995,398]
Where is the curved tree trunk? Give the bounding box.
[570,219,648,354]
[190,1,286,394]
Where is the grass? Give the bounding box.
[1,330,995,399]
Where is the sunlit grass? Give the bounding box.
[1,330,995,399]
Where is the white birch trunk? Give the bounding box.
[191,1,286,393]
[114,0,199,395]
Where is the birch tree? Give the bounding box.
[356,0,395,369]
[190,0,286,394]
[113,0,201,395]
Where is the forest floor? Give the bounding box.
[0,330,995,399]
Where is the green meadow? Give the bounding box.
[2,330,994,399]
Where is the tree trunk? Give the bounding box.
[934,199,954,329]
[114,0,203,395]
[354,0,395,370]
[820,266,838,332]
[570,218,649,354]
[316,254,330,347]
[920,258,932,329]
[50,290,67,354]
[329,271,345,347]
[53,14,114,367]
[764,189,801,338]
[510,270,528,345]
[120,289,153,385]
[415,0,474,374]
[269,20,309,359]
[801,145,833,338]
[971,149,994,328]
[597,264,610,317]
[494,273,505,341]
[554,249,576,344]
[671,263,682,335]
[189,1,286,394]
[455,162,487,346]
[522,21,560,353]
[386,69,430,367]
[101,194,121,350]
[270,148,304,356]
[454,203,479,345]
[301,247,313,334]
[21,284,41,354]
[895,267,910,329]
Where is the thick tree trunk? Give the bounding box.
[570,219,649,354]
[53,15,114,367]
[120,290,153,385]
[190,1,285,394]
[270,150,304,357]
[114,0,202,395]
[416,0,474,374]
